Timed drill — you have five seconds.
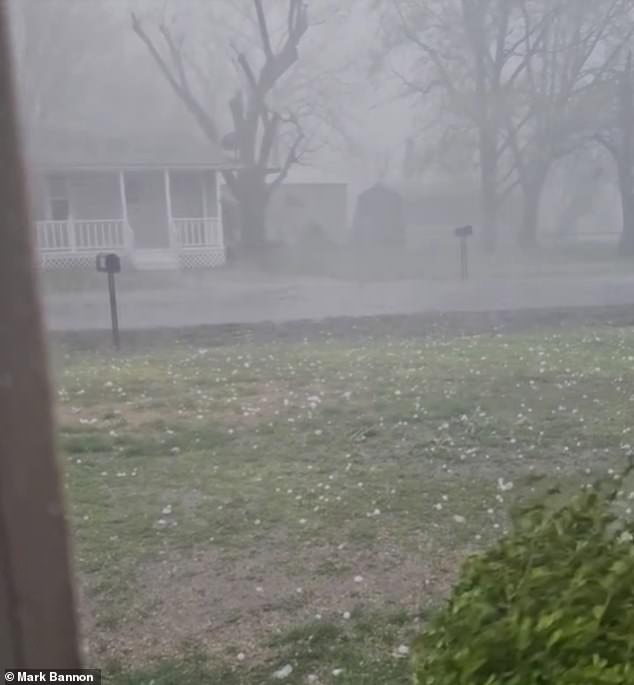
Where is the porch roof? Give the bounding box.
[26,127,241,172]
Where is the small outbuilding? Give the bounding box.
[352,182,406,246]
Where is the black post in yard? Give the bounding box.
[108,270,120,350]
[96,253,122,350]
[454,225,473,281]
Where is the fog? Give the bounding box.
[6,0,634,681]
[9,0,634,330]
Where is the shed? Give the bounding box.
[352,182,406,246]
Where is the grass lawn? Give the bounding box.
[54,314,634,684]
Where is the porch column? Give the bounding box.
[164,169,177,249]
[201,173,210,244]
[63,174,76,252]
[118,171,132,251]
[215,170,224,249]
[201,172,209,217]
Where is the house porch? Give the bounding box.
[33,168,226,270]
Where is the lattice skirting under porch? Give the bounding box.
[39,249,226,270]
[40,252,107,270]
[178,248,226,269]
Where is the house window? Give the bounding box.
[47,174,69,221]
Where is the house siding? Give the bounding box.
[267,183,349,245]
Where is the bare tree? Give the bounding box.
[132,0,311,249]
[594,52,634,254]
[376,0,633,250]
[377,0,550,252]
[505,0,632,248]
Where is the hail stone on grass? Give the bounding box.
[273,665,293,680]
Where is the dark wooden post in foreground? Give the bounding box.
[0,0,80,669]
[96,253,122,351]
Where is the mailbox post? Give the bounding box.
[96,253,121,350]
[454,225,473,281]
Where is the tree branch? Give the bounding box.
[236,50,257,92]
[499,176,521,204]
[390,65,443,98]
[258,112,280,169]
[594,132,619,159]
[267,116,304,197]
[254,0,273,60]
[159,23,189,92]
[393,2,458,103]
[131,12,219,141]
[258,1,308,95]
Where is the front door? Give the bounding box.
[125,171,170,248]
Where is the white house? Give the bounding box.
[26,128,239,270]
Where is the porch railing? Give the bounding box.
[36,220,132,252]
[36,218,221,254]
[36,221,72,251]
[172,217,221,248]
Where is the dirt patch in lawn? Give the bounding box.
[84,535,460,665]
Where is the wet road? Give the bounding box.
[43,273,634,331]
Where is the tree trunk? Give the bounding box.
[518,177,545,250]
[235,169,269,250]
[481,174,498,253]
[479,129,498,253]
[618,162,634,255]
[618,54,634,256]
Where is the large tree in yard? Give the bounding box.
[594,53,634,255]
[376,0,632,251]
[132,0,310,249]
[504,0,632,249]
[376,0,555,252]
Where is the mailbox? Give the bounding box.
[96,253,121,274]
[454,225,473,238]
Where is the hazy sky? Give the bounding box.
[8,0,417,193]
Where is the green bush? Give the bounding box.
[412,480,634,685]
